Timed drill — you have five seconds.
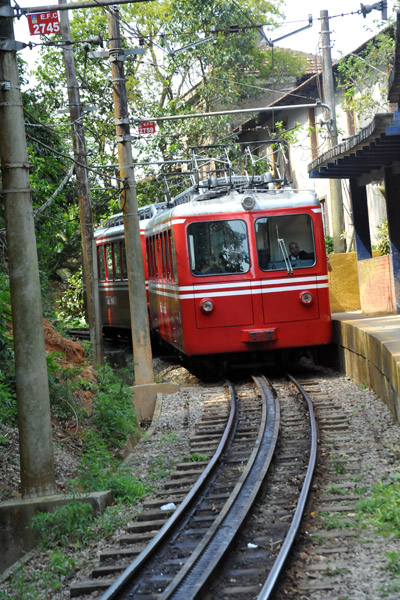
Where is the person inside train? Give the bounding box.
[200,253,229,274]
[288,241,314,261]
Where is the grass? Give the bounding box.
[160,431,181,444]
[0,550,76,600]
[323,484,347,495]
[385,551,400,574]
[185,452,208,462]
[148,455,174,480]
[319,512,355,530]
[355,473,400,537]
[331,455,347,475]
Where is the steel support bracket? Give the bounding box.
[0,39,26,52]
[116,134,136,142]
[0,5,14,17]
[88,50,109,59]
[114,117,130,125]
[0,81,11,91]
[109,47,145,62]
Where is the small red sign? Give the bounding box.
[138,121,156,135]
[27,12,60,36]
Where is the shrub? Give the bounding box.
[324,235,334,254]
[0,272,16,426]
[54,267,87,329]
[46,354,87,424]
[30,500,95,548]
[92,365,138,449]
[70,431,151,502]
[0,372,17,426]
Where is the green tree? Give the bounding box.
[32,0,307,175]
[336,27,396,121]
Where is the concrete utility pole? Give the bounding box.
[320,10,346,253]
[107,7,154,386]
[59,0,103,364]
[0,0,56,497]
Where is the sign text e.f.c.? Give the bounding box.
[27,12,60,36]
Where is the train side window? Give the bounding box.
[145,239,152,278]
[163,231,171,281]
[121,242,128,280]
[188,220,250,276]
[155,234,161,279]
[167,230,175,282]
[160,232,168,281]
[255,214,315,271]
[113,242,122,280]
[147,235,159,280]
[148,236,157,280]
[105,244,113,281]
[98,244,106,281]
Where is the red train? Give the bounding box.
[95,168,332,363]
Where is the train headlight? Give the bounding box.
[241,194,256,210]
[300,291,313,305]
[200,298,214,314]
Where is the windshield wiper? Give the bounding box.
[276,225,293,274]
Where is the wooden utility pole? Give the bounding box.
[320,10,346,253]
[0,0,56,497]
[59,0,103,364]
[107,7,154,385]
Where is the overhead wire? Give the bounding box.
[16,4,377,191]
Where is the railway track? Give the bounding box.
[70,374,317,599]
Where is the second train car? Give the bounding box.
[95,171,332,361]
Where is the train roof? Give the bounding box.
[94,203,167,238]
[145,181,320,230]
[94,173,320,239]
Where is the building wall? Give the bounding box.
[367,184,387,244]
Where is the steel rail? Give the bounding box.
[159,375,280,599]
[99,382,236,600]
[256,373,319,599]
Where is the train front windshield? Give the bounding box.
[255,214,316,272]
[188,220,250,276]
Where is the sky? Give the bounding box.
[11,0,399,72]
[269,0,398,57]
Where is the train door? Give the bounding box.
[254,213,321,323]
[187,219,254,329]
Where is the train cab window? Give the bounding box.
[255,214,315,272]
[98,245,106,281]
[188,220,250,276]
[105,244,113,280]
[113,242,122,280]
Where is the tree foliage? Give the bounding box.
[32,0,306,172]
[336,27,396,120]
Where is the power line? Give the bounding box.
[13,0,157,17]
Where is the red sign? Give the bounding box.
[27,12,60,36]
[138,121,156,135]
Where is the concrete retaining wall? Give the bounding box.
[333,315,400,424]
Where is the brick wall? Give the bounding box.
[358,255,396,314]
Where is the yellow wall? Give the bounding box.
[328,252,361,313]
